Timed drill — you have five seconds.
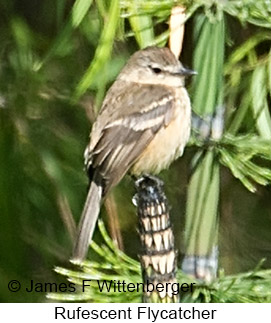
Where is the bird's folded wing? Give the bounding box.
[86,85,177,193]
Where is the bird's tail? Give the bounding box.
[72,180,102,262]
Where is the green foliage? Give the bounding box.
[219,135,271,193]
[73,0,120,101]
[185,150,219,255]
[190,133,271,193]
[127,3,155,48]
[48,222,271,303]
[224,0,271,28]
[49,221,142,302]
[185,0,271,268]
[192,14,224,116]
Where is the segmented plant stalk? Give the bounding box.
[182,14,225,281]
[134,175,178,303]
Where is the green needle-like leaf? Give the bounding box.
[73,0,120,101]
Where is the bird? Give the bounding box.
[72,46,195,262]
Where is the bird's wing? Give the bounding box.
[86,84,177,193]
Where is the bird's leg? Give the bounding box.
[135,174,164,189]
[132,174,164,206]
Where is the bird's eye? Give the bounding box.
[149,66,162,74]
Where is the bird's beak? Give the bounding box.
[177,67,197,76]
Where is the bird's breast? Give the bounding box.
[131,87,191,176]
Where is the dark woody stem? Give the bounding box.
[133,175,179,303]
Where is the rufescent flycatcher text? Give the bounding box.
[72,46,195,262]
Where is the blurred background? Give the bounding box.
[1,0,271,302]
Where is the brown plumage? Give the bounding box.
[72,46,195,262]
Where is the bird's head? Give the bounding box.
[118,46,196,87]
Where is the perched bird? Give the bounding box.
[72,46,195,262]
